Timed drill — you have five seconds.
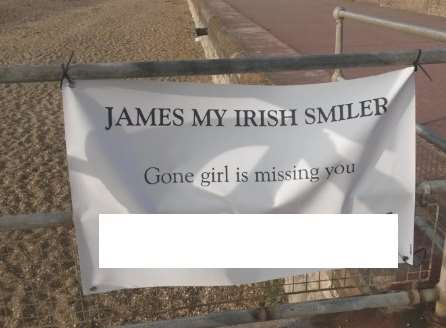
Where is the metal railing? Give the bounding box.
[331,7,446,319]
[331,7,446,153]
[2,50,446,84]
[1,200,443,327]
[2,7,446,328]
[332,6,446,80]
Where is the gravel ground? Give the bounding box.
[0,1,266,327]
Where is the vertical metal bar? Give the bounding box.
[435,233,446,318]
[427,203,440,282]
[332,7,345,81]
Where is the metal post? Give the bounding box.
[332,6,345,81]
[436,225,446,319]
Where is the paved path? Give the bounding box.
[225,0,446,138]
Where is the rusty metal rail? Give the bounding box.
[116,289,437,328]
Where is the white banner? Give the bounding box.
[62,68,415,294]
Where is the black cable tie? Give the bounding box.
[60,51,75,89]
[413,247,428,266]
[413,49,432,82]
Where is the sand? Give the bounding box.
[0,0,210,216]
[0,1,267,327]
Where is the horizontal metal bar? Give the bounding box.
[416,123,446,153]
[0,174,440,232]
[2,48,446,83]
[0,211,72,231]
[118,289,436,328]
[335,7,446,43]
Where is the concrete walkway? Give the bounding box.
[224,0,446,138]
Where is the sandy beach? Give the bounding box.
[0,0,209,216]
[0,1,259,327]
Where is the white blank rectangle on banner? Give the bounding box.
[99,214,398,268]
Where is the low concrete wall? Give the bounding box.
[187,0,330,85]
[188,0,270,84]
[354,0,446,17]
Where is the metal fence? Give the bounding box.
[0,188,444,327]
[2,7,446,328]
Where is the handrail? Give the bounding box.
[332,7,446,80]
[2,49,446,84]
[334,7,446,43]
[331,7,446,153]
